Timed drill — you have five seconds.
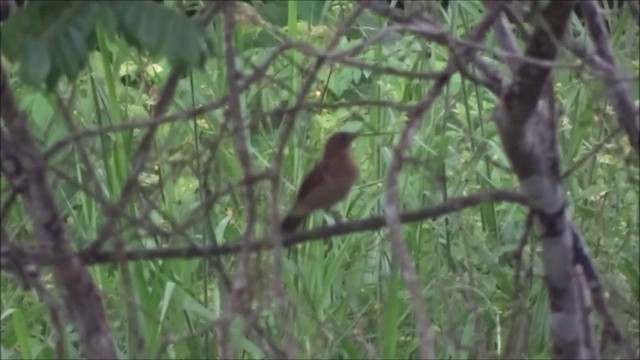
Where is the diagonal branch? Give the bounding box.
[0,65,117,359]
[579,0,640,155]
[489,1,607,358]
[366,2,508,357]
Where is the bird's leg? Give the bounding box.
[325,208,343,224]
[321,208,343,255]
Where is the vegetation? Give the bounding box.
[0,1,638,359]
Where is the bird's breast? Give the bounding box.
[288,155,358,216]
[323,155,358,193]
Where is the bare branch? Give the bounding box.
[73,190,528,265]
[218,2,260,357]
[579,0,640,154]
[488,1,609,358]
[376,3,507,358]
[0,65,117,359]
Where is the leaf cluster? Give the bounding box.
[0,1,212,90]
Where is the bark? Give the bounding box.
[0,66,117,358]
[579,0,640,155]
[489,1,600,358]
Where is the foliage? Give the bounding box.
[0,0,211,90]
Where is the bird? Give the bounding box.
[281,131,359,233]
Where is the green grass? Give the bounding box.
[1,1,638,359]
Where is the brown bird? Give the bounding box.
[281,131,359,233]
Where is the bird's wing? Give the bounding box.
[295,163,325,203]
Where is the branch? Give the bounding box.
[77,190,528,263]
[0,65,117,359]
[579,0,640,155]
[373,3,507,358]
[489,1,606,358]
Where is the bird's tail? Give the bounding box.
[280,215,305,233]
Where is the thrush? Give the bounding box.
[281,131,359,233]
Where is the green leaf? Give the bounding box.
[380,270,402,358]
[114,1,210,68]
[19,37,51,87]
[4,1,210,89]
[0,7,32,61]
[12,308,32,360]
